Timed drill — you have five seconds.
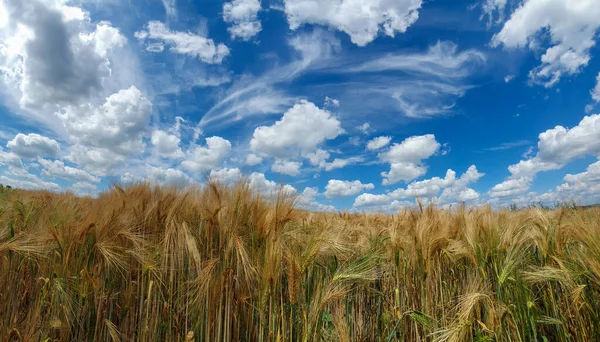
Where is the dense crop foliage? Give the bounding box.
[1,183,599,341]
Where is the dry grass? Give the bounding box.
[1,182,599,341]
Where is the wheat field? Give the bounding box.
[1,182,599,342]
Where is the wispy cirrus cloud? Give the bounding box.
[484,140,531,151]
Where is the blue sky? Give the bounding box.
[1,0,600,212]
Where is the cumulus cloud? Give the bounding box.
[509,114,600,178]
[151,130,184,159]
[391,166,483,201]
[489,113,600,200]
[38,159,100,183]
[121,165,194,187]
[181,136,231,173]
[353,193,394,208]
[354,165,483,207]
[296,187,336,212]
[492,0,600,87]
[248,172,296,197]
[250,101,342,159]
[489,177,531,198]
[223,0,261,40]
[0,146,24,169]
[7,133,60,159]
[0,0,126,114]
[356,123,373,135]
[59,86,152,174]
[135,21,229,64]
[324,180,374,198]
[283,0,423,46]
[367,136,391,151]
[305,149,330,167]
[69,181,98,196]
[323,157,363,171]
[245,153,263,166]
[552,160,600,204]
[0,174,61,192]
[379,134,440,185]
[209,167,242,183]
[271,160,302,176]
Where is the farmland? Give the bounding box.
[1,183,599,341]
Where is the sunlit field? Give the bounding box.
[1,182,599,341]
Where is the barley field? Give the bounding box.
[1,182,599,342]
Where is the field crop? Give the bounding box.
[1,182,599,341]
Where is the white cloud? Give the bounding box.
[504,74,515,83]
[390,165,483,201]
[381,163,428,186]
[338,41,485,119]
[563,160,600,185]
[324,179,374,198]
[507,158,561,178]
[69,181,98,196]
[379,134,440,165]
[489,113,600,204]
[0,0,127,116]
[161,0,177,18]
[283,0,423,46]
[354,165,483,208]
[121,165,194,187]
[151,130,184,159]
[389,169,456,199]
[271,159,302,176]
[379,134,440,185]
[0,146,23,168]
[323,157,363,171]
[492,0,600,87]
[519,114,600,174]
[495,113,600,194]
[481,0,508,24]
[59,86,152,174]
[7,133,60,159]
[302,148,362,172]
[248,172,296,196]
[552,160,600,204]
[250,100,342,158]
[223,0,262,40]
[209,167,242,183]
[199,29,340,128]
[296,187,336,212]
[348,41,485,77]
[489,177,531,198]
[591,72,600,103]
[181,136,231,173]
[136,21,229,64]
[304,148,330,167]
[353,193,392,207]
[356,123,373,135]
[0,175,61,192]
[367,136,391,151]
[442,188,480,203]
[38,159,100,183]
[325,96,340,108]
[245,153,263,166]
[484,140,531,151]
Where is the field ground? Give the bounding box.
[1,183,599,341]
